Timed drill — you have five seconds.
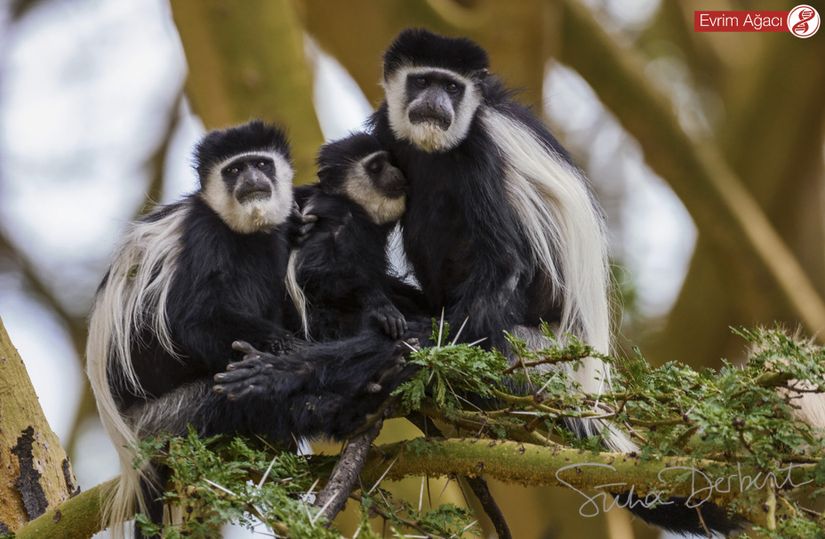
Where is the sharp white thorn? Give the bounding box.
[437,308,446,348]
[451,317,469,345]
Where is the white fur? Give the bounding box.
[285,249,311,340]
[87,148,296,536]
[344,154,406,225]
[202,151,294,234]
[482,110,635,453]
[86,204,188,538]
[383,66,481,153]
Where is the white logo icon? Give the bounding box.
[788,4,820,38]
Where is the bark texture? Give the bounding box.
[0,317,78,532]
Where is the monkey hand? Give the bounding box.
[368,303,407,339]
[213,341,312,401]
[266,331,296,355]
[287,205,318,248]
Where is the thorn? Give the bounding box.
[367,457,398,495]
[466,337,487,347]
[451,317,469,345]
[437,308,445,348]
[258,454,279,489]
[418,476,425,512]
[401,340,419,352]
[204,478,236,496]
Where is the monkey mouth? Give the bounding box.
[408,110,452,131]
[235,187,272,203]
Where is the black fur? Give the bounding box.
[370,30,738,536]
[370,85,559,351]
[96,122,410,538]
[383,28,489,79]
[194,120,291,185]
[109,194,292,411]
[291,133,422,340]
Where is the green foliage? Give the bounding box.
[135,326,825,537]
[135,429,478,538]
[136,429,338,538]
[393,325,825,535]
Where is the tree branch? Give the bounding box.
[18,436,803,538]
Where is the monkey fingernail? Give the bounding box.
[366,382,382,393]
[213,385,224,393]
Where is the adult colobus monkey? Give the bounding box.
[368,29,736,535]
[87,121,406,538]
[287,132,422,340]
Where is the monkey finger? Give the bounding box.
[214,368,260,384]
[232,340,260,355]
[227,385,257,401]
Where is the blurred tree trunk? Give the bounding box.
[171,0,323,184]
[298,0,553,109]
[647,17,825,365]
[0,317,78,533]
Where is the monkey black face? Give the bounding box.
[222,155,276,204]
[382,29,489,153]
[406,71,468,132]
[195,121,295,234]
[317,133,407,224]
[361,151,406,199]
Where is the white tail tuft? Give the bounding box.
[485,111,635,453]
[86,204,188,537]
[285,249,311,340]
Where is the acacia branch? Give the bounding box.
[19,436,803,537]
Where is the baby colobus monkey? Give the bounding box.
[369,29,737,535]
[286,132,418,340]
[87,121,406,538]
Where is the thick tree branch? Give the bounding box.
[0,318,78,532]
[17,436,803,537]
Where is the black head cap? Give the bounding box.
[383,28,489,79]
[194,120,291,184]
[317,132,384,189]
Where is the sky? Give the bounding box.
[0,0,695,537]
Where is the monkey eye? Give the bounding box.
[445,82,460,94]
[414,76,428,88]
[226,166,240,175]
[366,159,384,174]
[256,160,269,169]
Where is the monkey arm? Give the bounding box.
[170,303,292,375]
[212,332,413,438]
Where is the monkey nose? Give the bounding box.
[409,98,453,130]
[235,176,272,203]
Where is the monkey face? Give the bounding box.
[361,151,406,199]
[341,151,407,225]
[202,151,294,234]
[222,156,275,204]
[384,66,483,153]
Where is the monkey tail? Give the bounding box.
[285,249,311,340]
[86,294,154,539]
[486,110,632,453]
[86,205,187,537]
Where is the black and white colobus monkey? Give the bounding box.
[286,132,418,340]
[86,120,407,538]
[368,29,737,535]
